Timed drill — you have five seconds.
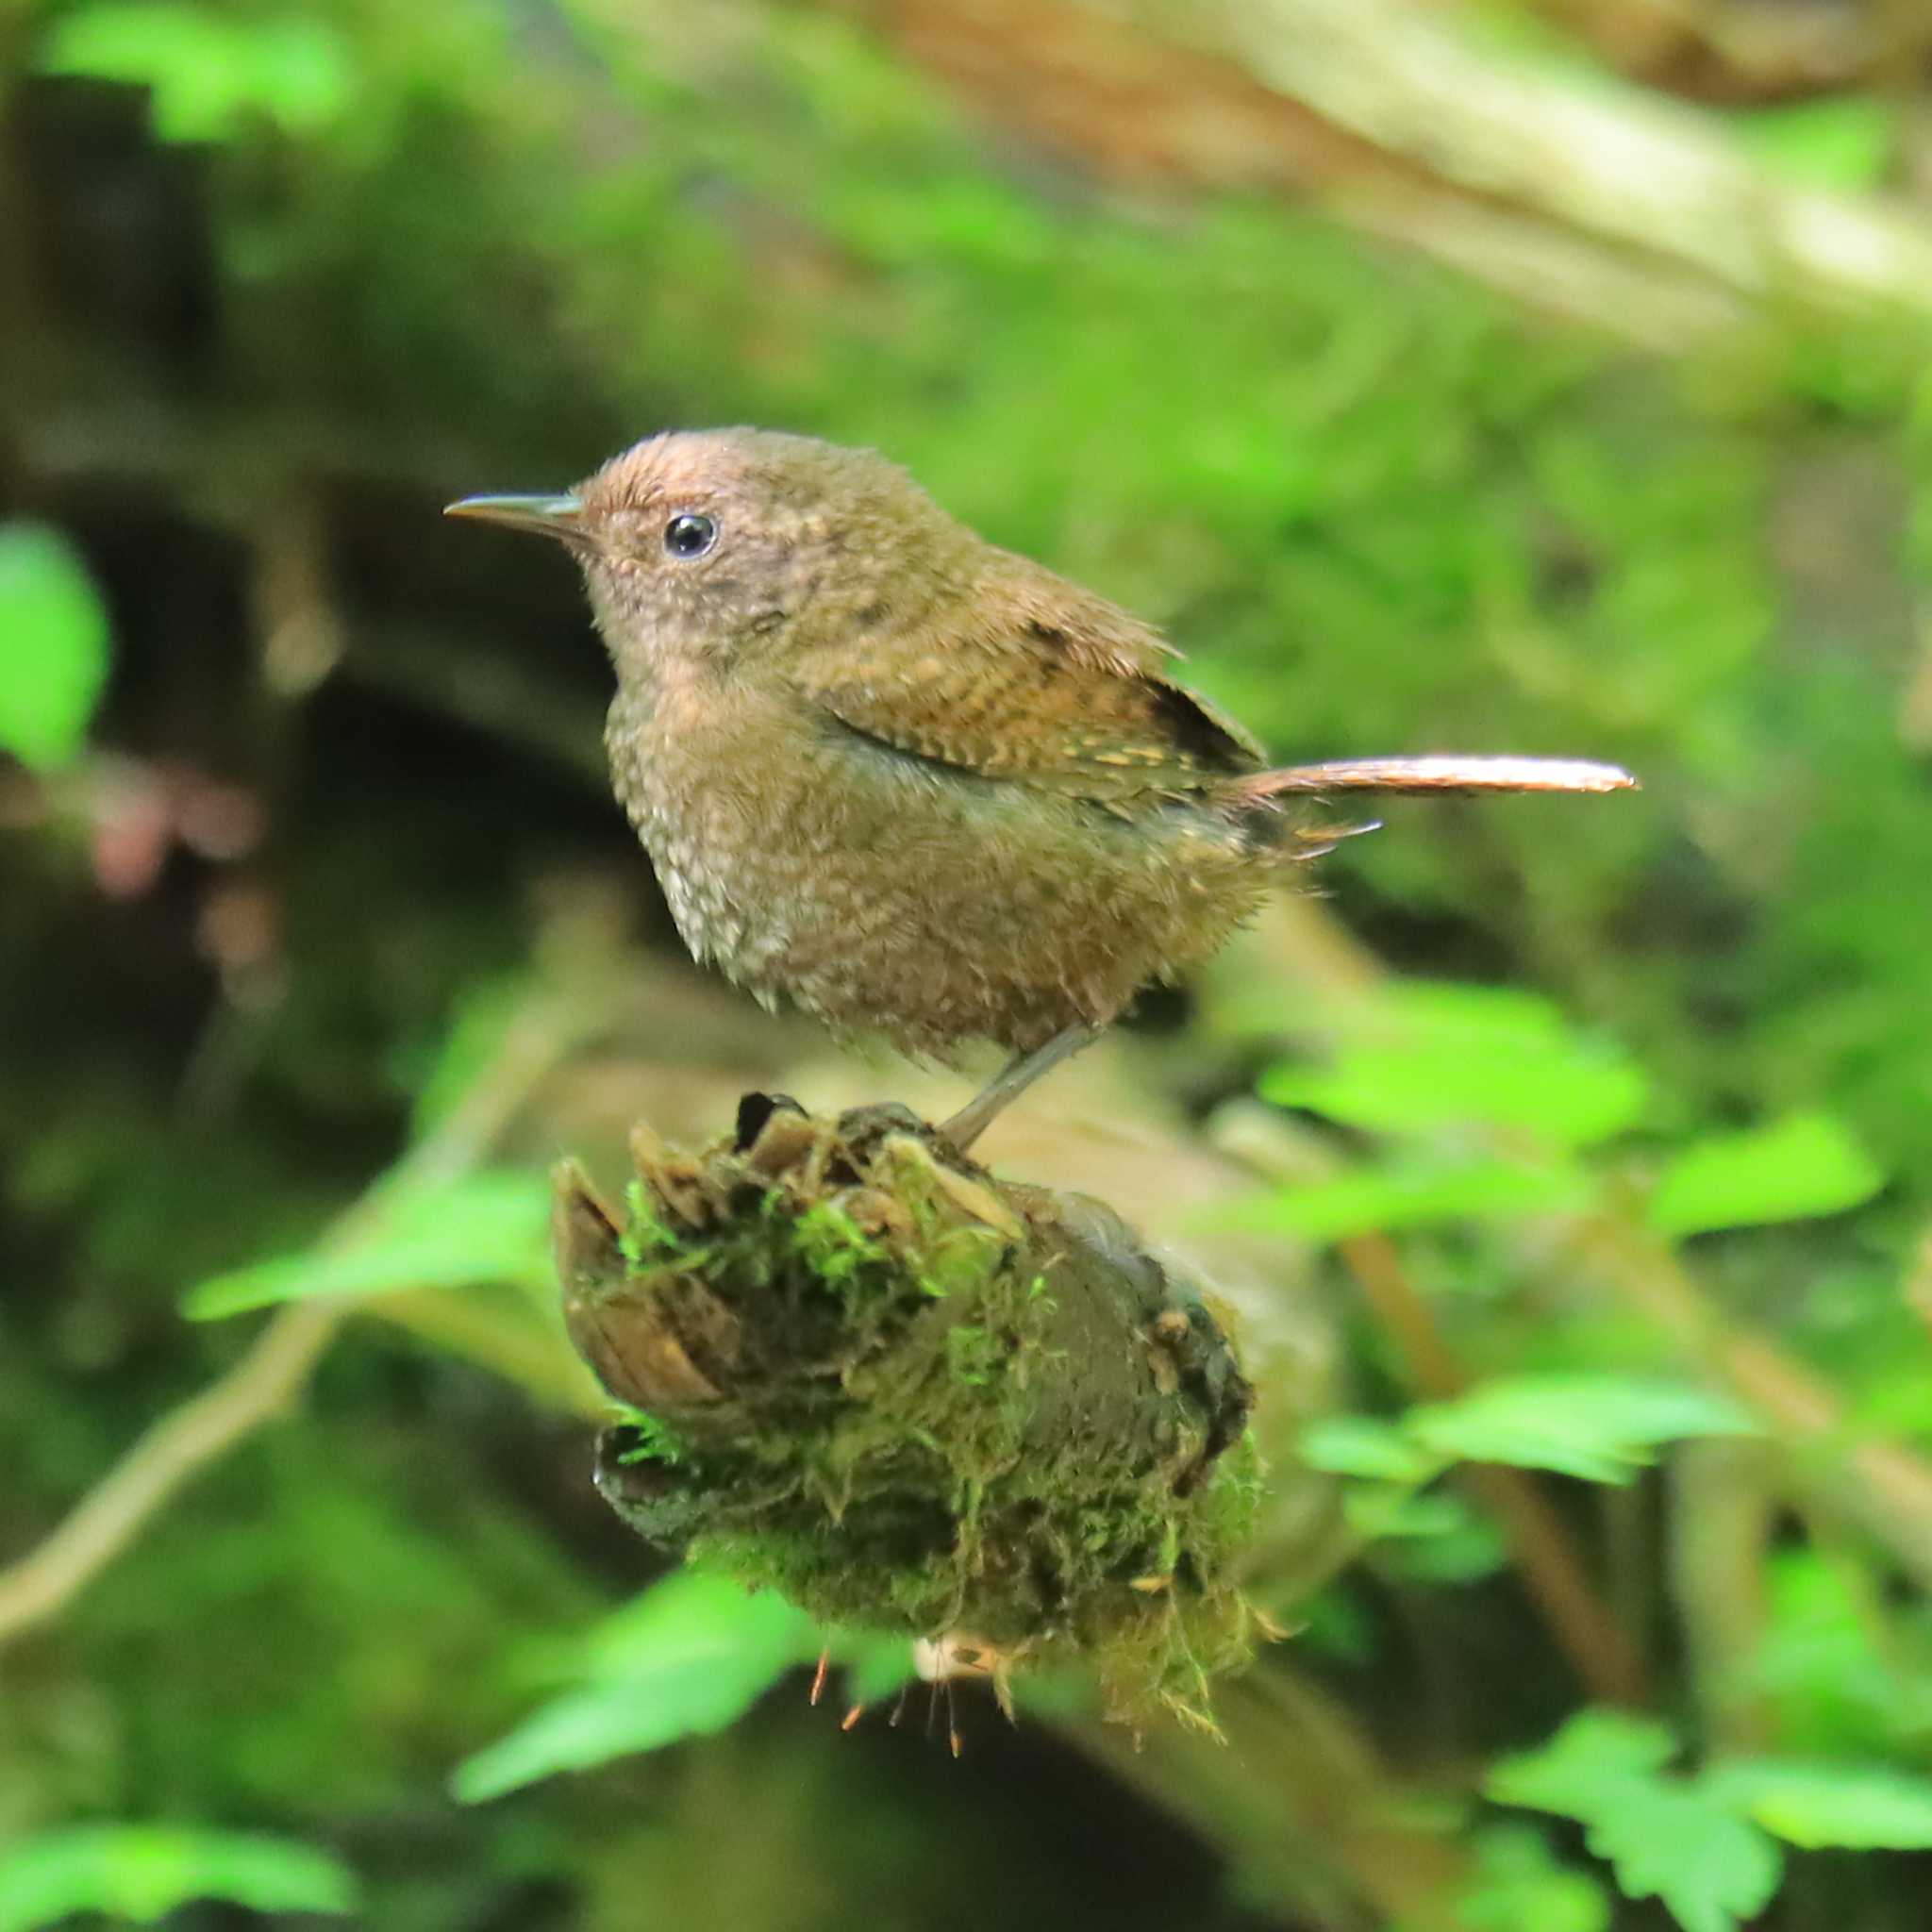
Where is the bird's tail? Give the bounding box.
[1230,755,1639,804]
[1224,754,1638,860]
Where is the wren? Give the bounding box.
[449,429,1634,1147]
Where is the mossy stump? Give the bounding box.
[554,1092,1266,1726]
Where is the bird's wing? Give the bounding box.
[791,558,1265,805]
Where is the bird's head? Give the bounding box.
[446,427,976,681]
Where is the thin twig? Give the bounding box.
[0,1304,341,1644]
[1340,1230,1652,1707]
[1078,1662,1470,1930]
[1574,1206,1932,1593]
[0,995,580,1650]
[1669,1436,1777,1753]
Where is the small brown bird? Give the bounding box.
[449,430,1633,1146]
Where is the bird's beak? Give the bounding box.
[443,492,589,545]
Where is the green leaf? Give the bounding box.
[1705,1758,1932,1850]
[1407,1374,1758,1484]
[1299,1414,1442,1483]
[0,524,111,771]
[1453,1824,1610,1932]
[454,1572,819,1801]
[1218,1153,1594,1242]
[38,6,352,144]
[1260,982,1647,1146]
[1742,1549,1932,1754]
[1355,1488,1509,1583]
[0,1825,356,1930]
[1342,1486,1470,1542]
[1728,99,1897,192]
[1648,1111,1886,1238]
[184,1170,551,1318]
[1489,1712,1782,1932]
[407,979,529,1139]
[1489,1708,1680,1813]
[1581,1783,1780,1932]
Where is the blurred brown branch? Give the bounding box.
[1341,1228,1653,1707]
[1081,1662,1472,1930]
[1501,0,1917,105]
[1574,1204,1932,1593]
[815,0,1932,344]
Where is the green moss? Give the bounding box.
[610,1409,691,1467]
[561,1107,1268,1727]
[944,1324,1001,1388]
[619,1179,685,1270]
[915,1224,1007,1300]
[788,1197,884,1298]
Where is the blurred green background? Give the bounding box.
[8,1,1932,1926]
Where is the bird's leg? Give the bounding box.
[938,1024,1106,1154]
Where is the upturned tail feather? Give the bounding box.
[1228,755,1639,803]
[1225,753,1638,861]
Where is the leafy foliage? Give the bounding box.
[1449,1824,1611,1932]
[1647,1112,1887,1238]
[1234,979,1895,1254]
[1489,1713,1782,1932]
[1727,98,1899,192]
[1259,984,1648,1146]
[1342,1485,1507,1582]
[39,5,351,142]
[1305,1375,1757,1488]
[454,1571,903,1802]
[0,1826,356,1930]
[0,524,110,772]
[183,1169,552,1317]
[1704,1759,1932,1851]
[1297,1414,1442,1485]
[1492,1714,1932,1930]
[1742,1551,1932,1755]
[1405,1375,1758,1484]
[1223,1151,1595,1241]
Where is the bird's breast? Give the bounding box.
[606,677,777,972]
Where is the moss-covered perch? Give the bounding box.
[553,1092,1268,1728]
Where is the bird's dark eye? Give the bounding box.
[663,512,717,559]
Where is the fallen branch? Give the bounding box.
[555,1092,1273,1727]
[814,0,1932,342]
[1163,0,1932,314]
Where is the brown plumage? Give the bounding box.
[449,429,1633,1143]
